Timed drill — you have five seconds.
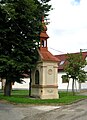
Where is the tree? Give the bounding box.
[63,53,87,95]
[0,0,51,96]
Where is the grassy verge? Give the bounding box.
[0,90,87,105]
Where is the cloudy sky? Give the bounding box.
[47,0,87,55]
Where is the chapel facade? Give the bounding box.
[31,17,59,99]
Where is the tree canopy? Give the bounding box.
[0,0,51,95]
[63,53,87,94]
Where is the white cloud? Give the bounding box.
[47,0,87,54]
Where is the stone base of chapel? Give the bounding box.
[40,94,59,99]
[31,86,59,99]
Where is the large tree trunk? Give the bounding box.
[4,80,11,96]
[29,69,32,97]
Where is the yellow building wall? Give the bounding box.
[31,61,59,99]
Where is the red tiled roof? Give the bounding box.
[39,17,60,62]
[55,52,87,71]
[55,54,67,71]
[39,49,60,62]
[40,31,49,38]
[81,52,87,59]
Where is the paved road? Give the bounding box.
[0,99,87,120]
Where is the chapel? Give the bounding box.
[31,17,59,99]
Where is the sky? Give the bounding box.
[47,0,87,55]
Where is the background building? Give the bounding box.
[55,52,87,91]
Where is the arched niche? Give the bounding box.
[35,70,39,84]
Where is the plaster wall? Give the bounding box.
[58,72,79,91]
[12,78,30,90]
[31,87,59,99]
[0,82,2,89]
[31,61,59,99]
[58,71,87,91]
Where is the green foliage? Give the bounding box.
[64,53,87,81]
[64,53,87,94]
[0,0,51,84]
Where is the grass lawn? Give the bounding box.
[0,90,87,105]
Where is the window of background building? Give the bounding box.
[62,75,69,83]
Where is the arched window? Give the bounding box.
[35,70,39,84]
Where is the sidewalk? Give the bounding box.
[78,90,87,96]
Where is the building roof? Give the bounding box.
[40,31,49,38]
[55,52,87,71]
[38,48,60,62]
[39,16,60,62]
[40,16,49,39]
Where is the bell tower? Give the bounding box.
[40,16,49,50]
[31,17,59,99]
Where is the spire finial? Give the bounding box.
[42,16,44,23]
[42,16,47,31]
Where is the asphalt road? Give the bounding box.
[0,99,87,120]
